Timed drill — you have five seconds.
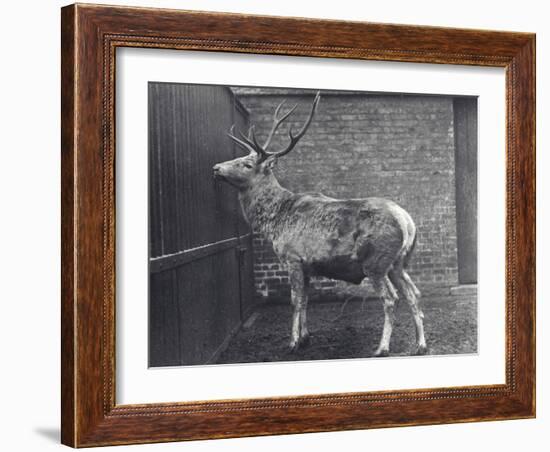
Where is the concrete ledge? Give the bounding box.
[449,284,478,296]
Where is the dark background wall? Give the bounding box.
[232,87,476,301]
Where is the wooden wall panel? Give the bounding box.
[148,83,253,366]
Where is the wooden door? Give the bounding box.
[453,97,478,285]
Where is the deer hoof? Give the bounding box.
[299,333,310,347]
[373,348,390,358]
[289,334,310,353]
[289,342,300,353]
[414,345,428,356]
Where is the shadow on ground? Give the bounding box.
[34,427,60,443]
[216,294,477,364]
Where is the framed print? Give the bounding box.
[61,3,535,447]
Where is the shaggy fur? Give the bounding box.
[212,95,426,356]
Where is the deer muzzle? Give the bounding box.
[212,164,222,179]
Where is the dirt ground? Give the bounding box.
[216,294,477,364]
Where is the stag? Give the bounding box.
[213,92,426,356]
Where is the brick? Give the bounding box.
[235,91,460,301]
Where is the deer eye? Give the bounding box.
[243,163,253,169]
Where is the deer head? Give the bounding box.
[213,92,320,190]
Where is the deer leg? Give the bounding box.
[299,275,310,345]
[373,276,399,357]
[402,269,421,298]
[389,267,427,355]
[288,263,309,352]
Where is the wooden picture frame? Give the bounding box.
[61,3,535,447]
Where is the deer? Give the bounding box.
[213,92,427,357]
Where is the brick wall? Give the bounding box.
[232,88,460,301]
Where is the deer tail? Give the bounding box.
[402,231,417,269]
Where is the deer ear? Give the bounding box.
[261,155,277,173]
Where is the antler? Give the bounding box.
[227,91,320,162]
[227,125,266,158]
[262,100,298,150]
[268,91,320,159]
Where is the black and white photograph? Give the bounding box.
[148,83,478,368]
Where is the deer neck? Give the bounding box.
[238,171,294,237]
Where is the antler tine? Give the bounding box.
[237,126,254,145]
[244,126,269,158]
[247,125,255,140]
[250,127,264,152]
[270,91,320,159]
[227,124,257,155]
[263,100,298,151]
